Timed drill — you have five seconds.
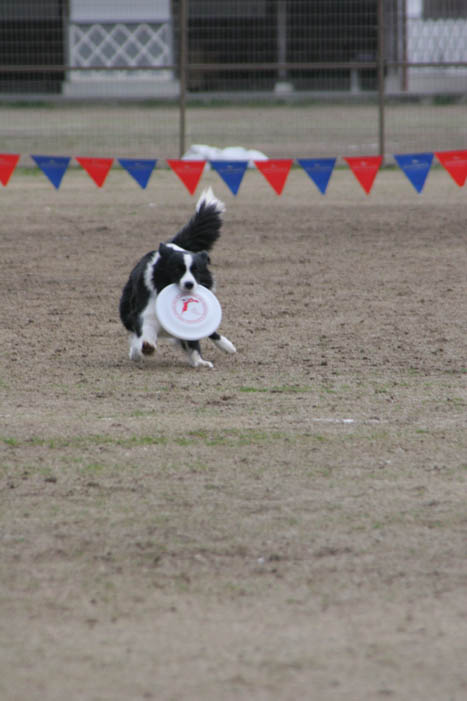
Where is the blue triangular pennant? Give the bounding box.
[31,155,70,189]
[118,158,157,189]
[297,158,336,194]
[394,153,433,193]
[210,160,248,195]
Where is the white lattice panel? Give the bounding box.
[408,19,467,62]
[70,22,172,70]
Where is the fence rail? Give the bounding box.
[2,61,467,72]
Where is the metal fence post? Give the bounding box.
[178,0,188,158]
[377,0,386,162]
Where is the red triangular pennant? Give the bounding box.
[0,154,20,186]
[167,159,206,194]
[254,159,293,195]
[344,156,382,194]
[76,157,114,187]
[435,150,467,187]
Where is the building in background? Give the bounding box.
[407,0,467,93]
[64,0,177,98]
[0,0,177,98]
[0,0,465,98]
[173,0,380,93]
[0,0,65,94]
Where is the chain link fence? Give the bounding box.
[0,0,466,164]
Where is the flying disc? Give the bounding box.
[155,283,222,341]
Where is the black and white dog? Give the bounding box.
[119,187,236,368]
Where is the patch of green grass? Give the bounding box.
[122,435,168,447]
[447,397,465,407]
[2,433,168,450]
[1,437,20,447]
[235,429,286,446]
[180,429,225,446]
[175,427,288,448]
[189,460,211,473]
[314,466,333,478]
[81,462,106,473]
[239,386,269,393]
[366,430,390,442]
[320,385,337,395]
[239,384,312,394]
[185,429,211,439]
[174,437,195,447]
[270,385,312,393]
[4,424,400,456]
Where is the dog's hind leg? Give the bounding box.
[209,332,236,355]
[179,340,213,368]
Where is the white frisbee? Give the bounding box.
[155,283,222,341]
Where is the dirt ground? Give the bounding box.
[1,166,466,700]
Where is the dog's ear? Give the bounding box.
[197,251,211,266]
[158,242,170,257]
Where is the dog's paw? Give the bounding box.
[142,341,156,356]
[189,353,213,369]
[222,338,236,354]
[214,335,236,354]
[129,346,142,361]
[195,359,214,369]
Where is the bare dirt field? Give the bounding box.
[1,167,466,700]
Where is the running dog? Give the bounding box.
[119,187,236,368]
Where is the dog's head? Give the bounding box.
[158,243,213,293]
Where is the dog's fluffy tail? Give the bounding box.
[170,187,225,252]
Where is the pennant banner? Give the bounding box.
[344,156,382,194]
[118,158,157,189]
[254,158,293,195]
[76,157,114,188]
[167,159,206,194]
[297,158,336,194]
[210,160,248,195]
[435,150,467,187]
[394,153,433,193]
[2,150,465,196]
[31,155,70,189]
[0,153,20,186]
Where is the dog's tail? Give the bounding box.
[170,187,225,252]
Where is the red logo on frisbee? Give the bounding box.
[172,293,208,324]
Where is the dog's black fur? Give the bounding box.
[119,187,236,368]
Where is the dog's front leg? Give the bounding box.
[181,340,213,368]
[129,330,158,360]
[129,303,159,361]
